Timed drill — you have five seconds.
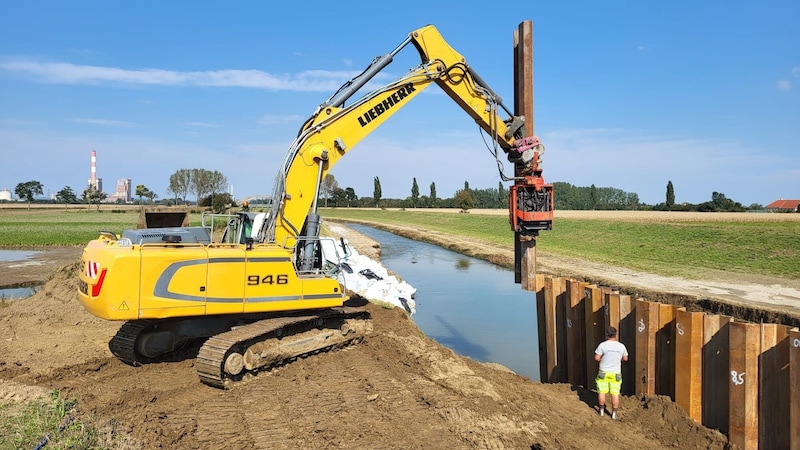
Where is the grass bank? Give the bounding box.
[320,208,800,280]
[0,391,138,449]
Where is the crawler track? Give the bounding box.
[195,307,371,388]
[108,319,157,366]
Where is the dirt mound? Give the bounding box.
[0,236,732,449]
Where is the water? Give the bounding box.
[0,286,39,300]
[348,224,540,381]
[0,250,44,300]
[0,250,42,262]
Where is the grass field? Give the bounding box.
[320,208,800,279]
[1,206,798,280]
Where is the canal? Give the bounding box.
[348,224,541,381]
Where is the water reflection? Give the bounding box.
[0,286,40,300]
[0,250,44,300]
[348,224,540,381]
[0,250,42,262]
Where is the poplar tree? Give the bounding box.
[666,181,675,210]
[411,178,419,207]
[373,177,382,207]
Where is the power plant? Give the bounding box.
[87,149,132,203]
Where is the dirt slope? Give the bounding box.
[0,229,732,449]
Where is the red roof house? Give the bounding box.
[765,199,800,212]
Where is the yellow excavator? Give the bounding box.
[77,24,553,388]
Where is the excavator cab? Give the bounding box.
[202,211,269,247]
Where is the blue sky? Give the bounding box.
[1,1,797,206]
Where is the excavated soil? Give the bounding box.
[0,227,736,449]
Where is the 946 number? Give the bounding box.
[248,274,289,285]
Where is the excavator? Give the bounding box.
[77,24,553,388]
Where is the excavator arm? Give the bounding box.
[264,25,553,260]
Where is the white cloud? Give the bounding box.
[257,114,305,126]
[69,48,102,57]
[792,66,800,78]
[0,58,360,92]
[776,79,791,91]
[182,121,218,128]
[637,45,649,52]
[70,118,137,127]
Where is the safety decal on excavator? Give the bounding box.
[118,301,129,311]
[85,261,99,279]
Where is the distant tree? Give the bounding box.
[410,178,419,207]
[552,182,639,210]
[454,189,475,212]
[145,190,158,204]
[429,182,437,207]
[666,181,675,210]
[747,203,764,211]
[55,186,77,208]
[320,174,338,207]
[191,168,211,204]
[589,184,597,209]
[330,187,348,207]
[15,180,43,209]
[627,192,640,210]
[470,187,503,208]
[698,191,744,212]
[211,192,233,213]
[464,180,470,192]
[344,187,357,207]
[136,184,153,208]
[167,169,192,204]
[373,177,382,208]
[82,184,107,211]
[498,181,507,208]
[207,170,228,208]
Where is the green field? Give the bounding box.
[1,207,798,280]
[320,208,800,280]
[0,209,142,247]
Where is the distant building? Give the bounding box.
[0,188,11,201]
[108,178,132,203]
[765,199,800,212]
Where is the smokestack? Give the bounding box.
[91,150,97,183]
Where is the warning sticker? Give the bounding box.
[118,301,130,311]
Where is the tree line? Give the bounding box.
[9,173,763,214]
[319,175,512,210]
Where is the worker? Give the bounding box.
[594,326,628,420]
[241,200,249,211]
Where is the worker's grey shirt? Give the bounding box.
[595,340,628,374]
